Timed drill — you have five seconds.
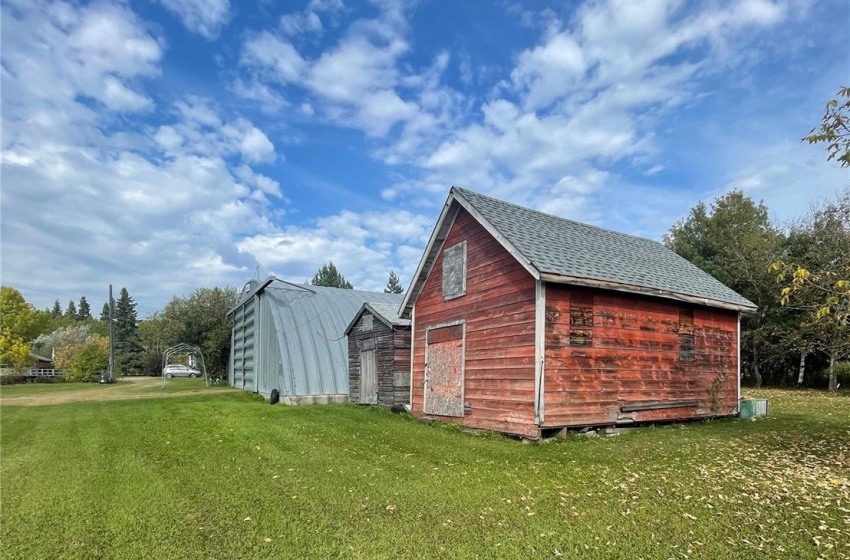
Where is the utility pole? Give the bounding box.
[108,284,115,380]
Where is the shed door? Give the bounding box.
[424,324,465,417]
[360,348,378,405]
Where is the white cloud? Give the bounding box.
[237,208,432,291]
[1,1,282,313]
[231,78,288,112]
[1,0,162,126]
[511,32,586,111]
[377,0,799,227]
[155,98,278,163]
[241,32,306,83]
[157,0,231,39]
[238,1,436,138]
[280,0,345,37]
[307,35,407,102]
[237,126,276,164]
[102,75,153,111]
[281,10,323,36]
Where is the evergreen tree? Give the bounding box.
[100,302,110,322]
[113,288,143,375]
[311,261,353,289]
[384,270,404,294]
[78,296,92,320]
[65,300,78,320]
[51,300,62,318]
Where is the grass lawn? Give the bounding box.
[0,380,121,396]
[1,387,848,559]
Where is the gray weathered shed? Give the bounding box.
[228,277,404,403]
[345,302,411,407]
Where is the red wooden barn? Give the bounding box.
[399,187,757,439]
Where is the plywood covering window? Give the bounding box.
[569,293,594,346]
[678,309,695,363]
[442,241,467,300]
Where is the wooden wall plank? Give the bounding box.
[543,285,738,427]
[411,208,536,436]
[347,310,411,406]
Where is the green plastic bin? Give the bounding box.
[739,398,768,419]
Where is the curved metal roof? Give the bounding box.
[257,279,403,396]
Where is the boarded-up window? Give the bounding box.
[442,241,467,300]
[679,309,695,363]
[360,314,374,332]
[569,292,594,346]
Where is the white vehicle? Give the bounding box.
[162,364,202,378]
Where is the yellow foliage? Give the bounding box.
[0,334,31,367]
[792,267,810,280]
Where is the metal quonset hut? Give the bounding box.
[229,277,404,404]
[345,302,411,407]
[400,187,757,439]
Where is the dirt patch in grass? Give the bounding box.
[0,377,238,406]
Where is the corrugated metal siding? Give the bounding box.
[255,295,283,395]
[231,296,256,391]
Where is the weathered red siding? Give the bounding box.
[543,285,738,427]
[412,209,538,437]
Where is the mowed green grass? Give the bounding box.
[1,388,848,560]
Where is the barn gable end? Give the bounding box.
[410,208,538,437]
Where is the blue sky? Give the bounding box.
[1,0,848,316]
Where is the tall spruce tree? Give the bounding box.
[78,296,92,320]
[65,300,78,320]
[384,270,403,294]
[100,302,110,322]
[311,261,353,289]
[113,288,143,375]
[51,300,62,317]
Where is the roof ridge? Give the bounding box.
[452,186,665,246]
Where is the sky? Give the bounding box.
[1,0,848,316]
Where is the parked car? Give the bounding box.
[162,364,202,378]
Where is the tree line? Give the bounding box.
[665,189,848,389]
[0,287,144,381]
[0,264,405,383]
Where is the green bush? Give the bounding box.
[66,336,108,382]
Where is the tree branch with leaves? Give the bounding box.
[804,86,850,167]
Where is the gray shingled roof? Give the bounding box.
[365,302,410,327]
[453,187,755,310]
[344,301,410,335]
[396,187,754,314]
